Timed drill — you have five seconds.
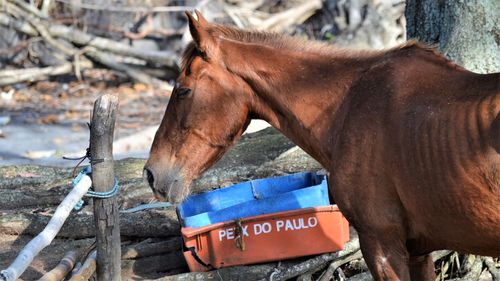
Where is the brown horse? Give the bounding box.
[144,11,500,280]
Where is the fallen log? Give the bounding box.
[122,251,187,280]
[296,272,314,281]
[151,239,360,281]
[0,208,180,239]
[0,184,75,210]
[121,237,183,260]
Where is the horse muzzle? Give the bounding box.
[143,164,187,203]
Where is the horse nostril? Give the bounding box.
[143,167,155,189]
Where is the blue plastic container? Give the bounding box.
[178,172,330,228]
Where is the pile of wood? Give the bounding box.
[0,0,407,91]
[0,0,326,91]
[1,128,498,280]
[0,0,180,90]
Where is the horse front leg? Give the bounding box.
[358,231,412,281]
[409,254,435,281]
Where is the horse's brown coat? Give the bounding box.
[145,11,500,280]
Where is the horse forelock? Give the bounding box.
[180,41,199,74]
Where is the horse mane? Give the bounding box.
[208,24,332,54]
[181,23,461,71]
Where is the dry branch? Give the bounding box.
[53,0,192,13]
[6,0,49,19]
[38,251,77,281]
[47,25,178,68]
[0,12,38,36]
[222,0,322,33]
[484,257,500,281]
[40,0,52,16]
[0,63,92,86]
[261,238,360,281]
[86,49,173,91]
[318,250,363,281]
[258,0,322,32]
[68,250,96,281]
[6,2,76,55]
[432,250,453,262]
[451,256,484,281]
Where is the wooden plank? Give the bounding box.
[90,94,121,281]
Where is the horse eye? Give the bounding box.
[176,87,192,99]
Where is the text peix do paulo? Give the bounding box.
[219,216,319,241]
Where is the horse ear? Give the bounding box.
[185,10,213,55]
[194,10,208,26]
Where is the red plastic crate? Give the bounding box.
[181,205,349,272]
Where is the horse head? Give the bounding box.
[144,11,254,203]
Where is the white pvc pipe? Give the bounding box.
[0,175,92,281]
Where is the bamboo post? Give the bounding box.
[90,94,121,281]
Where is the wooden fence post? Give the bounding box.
[90,94,121,281]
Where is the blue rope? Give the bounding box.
[72,166,119,211]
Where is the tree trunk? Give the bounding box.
[406,0,499,74]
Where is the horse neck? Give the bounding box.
[221,39,371,168]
